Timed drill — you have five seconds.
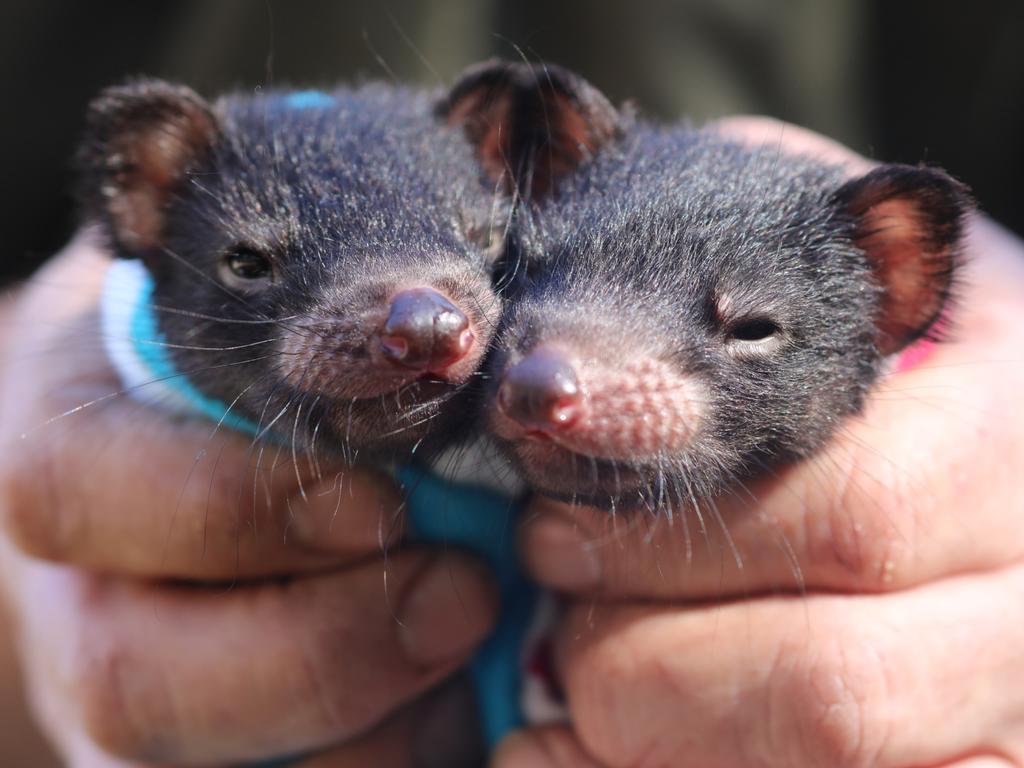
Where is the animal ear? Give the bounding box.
[77,79,219,254]
[438,59,621,199]
[833,165,971,355]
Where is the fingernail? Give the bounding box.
[522,515,601,592]
[398,555,498,666]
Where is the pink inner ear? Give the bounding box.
[443,89,514,187]
[894,307,953,373]
[856,197,949,355]
[541,91,614,188]
[107,105,216,251]
[442,63,620,199]
[446,86,571,197]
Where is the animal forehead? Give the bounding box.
[554,134,847,245]
[555,166,840,251]
[550,202,827,283]
[214,93,461,180]
[186,119,466,247]
[534,227,845,335]
[213,126,439,191]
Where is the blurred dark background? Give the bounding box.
[0,2,1022,764]
[1,0,1022,281]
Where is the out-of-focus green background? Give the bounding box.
[0,1,1021,764]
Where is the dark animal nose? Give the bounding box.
[378,288,475,373]
[497,347,583,431]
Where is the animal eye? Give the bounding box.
[226,249,271,279]
[728,317,780,342]
[219,247,274,290]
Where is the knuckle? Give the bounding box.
[276,588,396,740]
[189,457,283,548]
[564,619,662,766]
[64,595,170,760]
[73,649,144,759]
[291,633,352,735]
[0,441,67,561]
[765,629,891,768]
[803,450,914,590]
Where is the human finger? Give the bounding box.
[10,550,497,765]
[0,236,407,580]
[553,564,1024,768]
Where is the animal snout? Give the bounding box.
[377,288,475,374]
[497,347,583,432]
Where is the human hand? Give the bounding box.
[495,119,1024,768]
[0,233,497,766]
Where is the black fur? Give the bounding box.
[486,71,971,510]
[78,79,509,458]
[76,66,972,507]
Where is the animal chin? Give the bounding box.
[310,377,466,452]
[331,372,460,404]
[506,438,650,503]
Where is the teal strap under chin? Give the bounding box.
[398,464,534,748]
[107,263,532,764]
[127,269,262,434]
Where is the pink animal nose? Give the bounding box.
[497,347,583,431]
[378,288,475,374]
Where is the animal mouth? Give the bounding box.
[505,438,649,502]
[524,428,554,442]
[350,375,458,404]
[407,375,460,398]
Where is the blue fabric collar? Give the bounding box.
[126,266,263,434]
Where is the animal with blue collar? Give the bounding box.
[81,67,581,765]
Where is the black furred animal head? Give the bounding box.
[78,78,510,456]
[479,71,971,510]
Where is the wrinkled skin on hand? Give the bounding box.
[496,119,1024,768]
[0,235,497,767]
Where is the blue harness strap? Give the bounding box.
[398,465,534,748]
[103,260,534,764]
